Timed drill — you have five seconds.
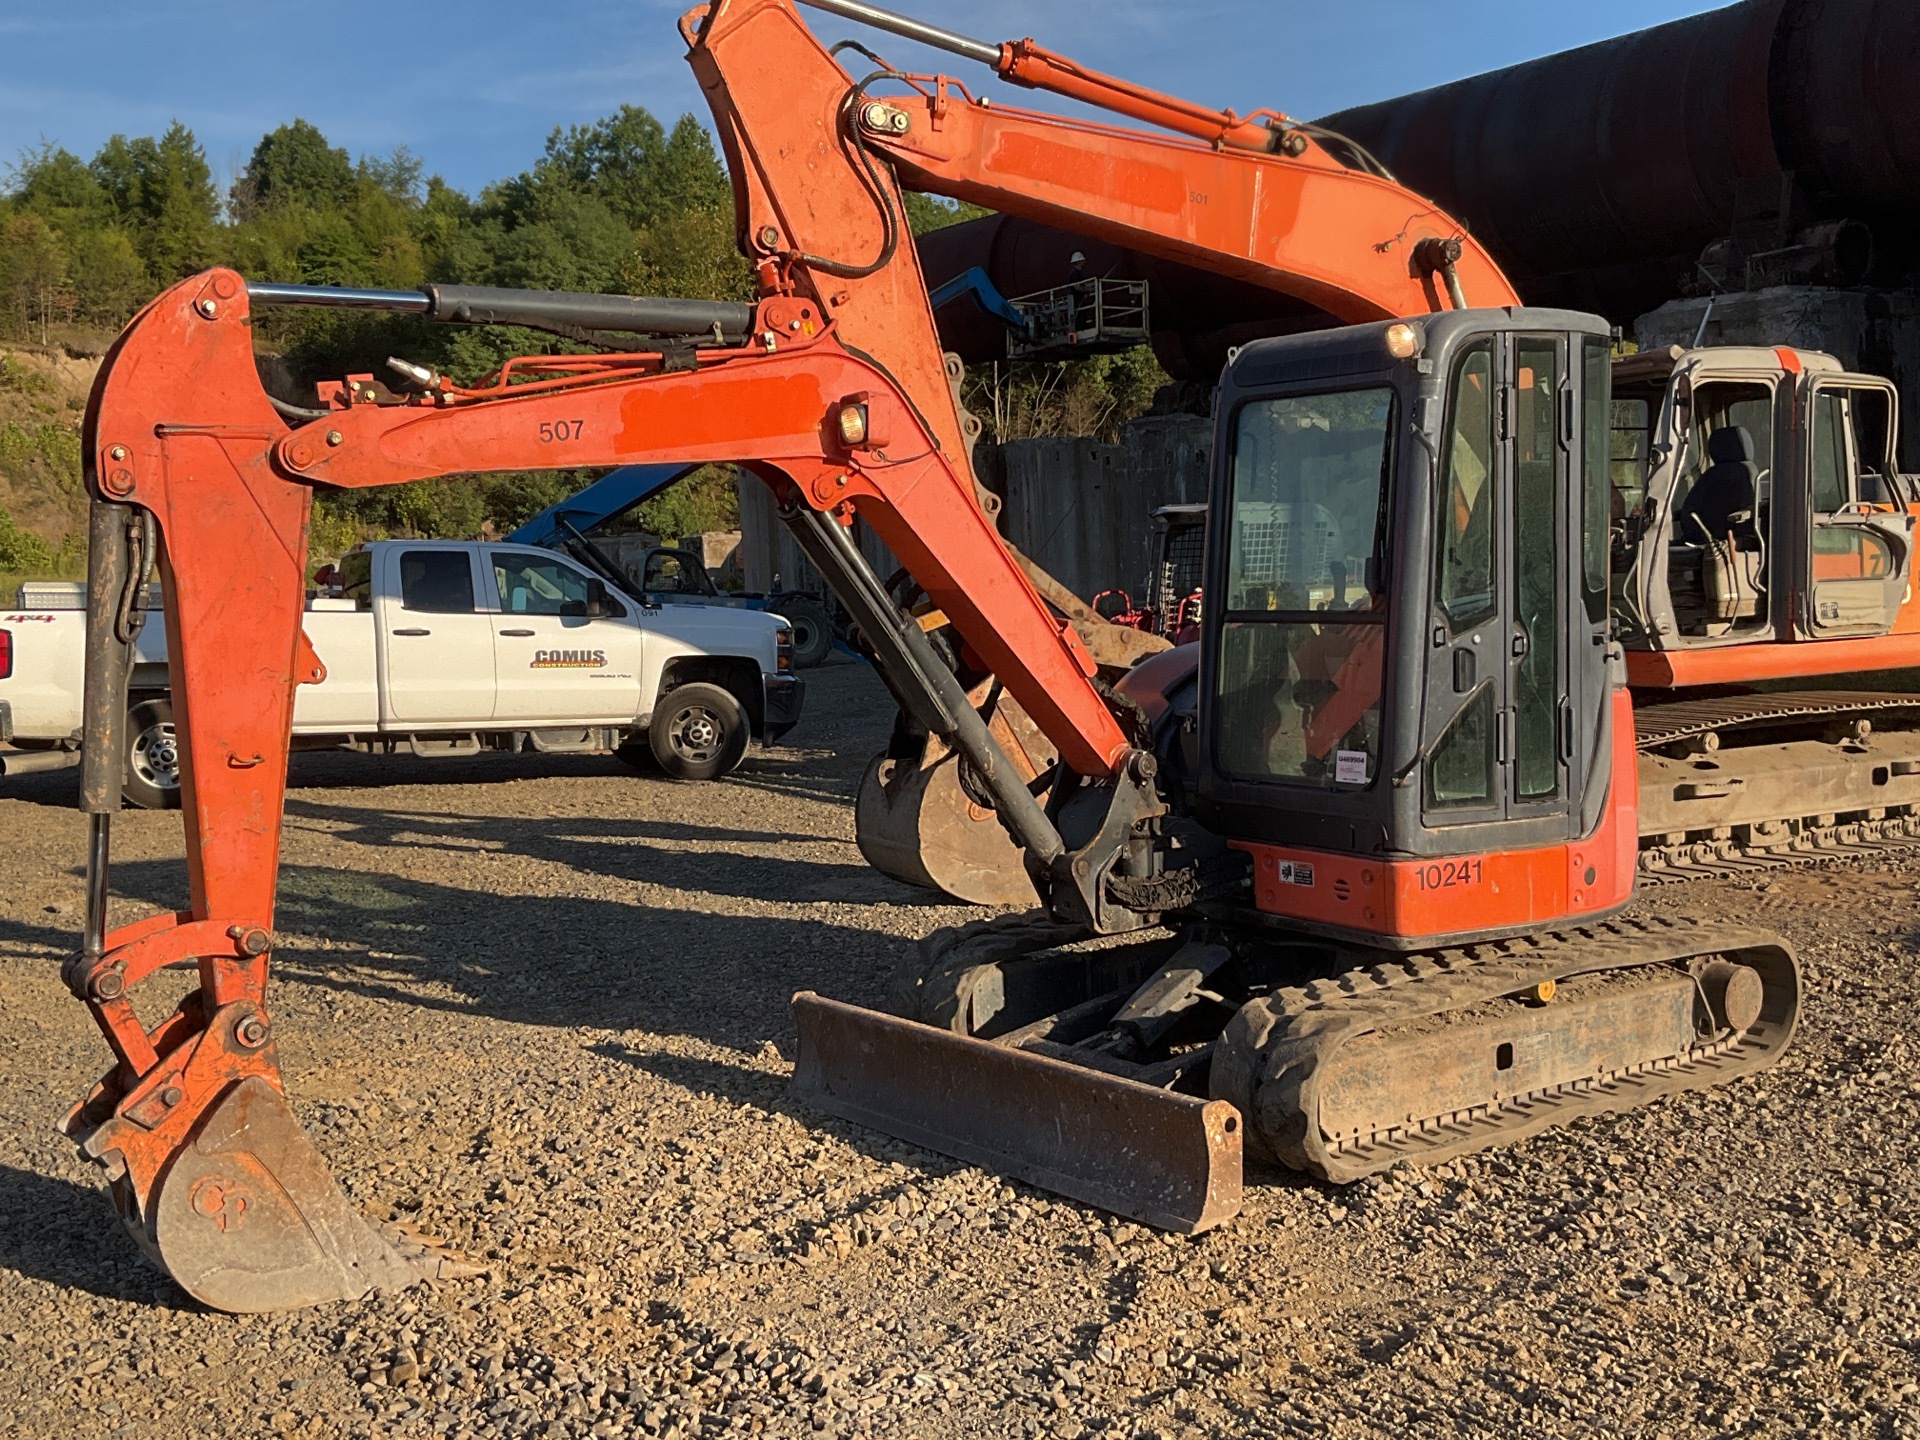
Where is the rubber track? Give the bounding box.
[893,909,1088,1030]
[1218,915,1799,1183]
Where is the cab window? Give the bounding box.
[493,552,619,617]
[1436,341,1496,633]
[1813,387,1899,512]
[339,550,374,612]
[643,552,696,593]
[1214,386,1395,790]
[1676,381,1773,521]
[399,551,476,614]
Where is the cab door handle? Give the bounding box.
[392,628,430,636]
[500,628,536,637]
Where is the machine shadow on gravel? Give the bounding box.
[0,911,83,959]
[590,1041,1016,1196]
[277,797,901,907]
[280,746,841,799]
[0,743,849,812]
[0,1164,194,1308]
[103,858,904,1049]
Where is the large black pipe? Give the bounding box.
[918,0,1920,367]
[1320,0,1919,314]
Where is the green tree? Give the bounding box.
[235,119,355,216]
[518,106,729,231]
[633,464,740,541]
[0,214,72,342]
[10,143,107,223]
[358,146,424,205]
[483,189,633,293]
[904,193,991,235]
[624,205,751,302]
[296,211,374,286]
[91,124,218,280]
[67,227,148,326]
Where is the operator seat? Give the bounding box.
[1674,424,1766,627]
[1678,426,1760,549]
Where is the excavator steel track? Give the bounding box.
[1634,690,1920,885]
[1632,690,1920,750]
[1214,916,1798,1182]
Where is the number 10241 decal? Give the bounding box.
[1415,858,1483,891]
[538,419,585,443]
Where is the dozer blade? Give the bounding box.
[144,1077,468,1313]
[791,992,1242,1233]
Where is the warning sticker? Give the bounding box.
[1274,860,1315,887]
[1335,749,1370,785]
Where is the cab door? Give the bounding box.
[484,546,643,723]
[379,547,497,725]
[1421,334,1577,827]
[1801,379,1912,638]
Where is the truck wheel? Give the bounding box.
[124,698,182,810]
[649,683,749,781]
[783,599,833,668]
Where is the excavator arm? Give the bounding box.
[66,0,1522,1310]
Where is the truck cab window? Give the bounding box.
[399,551,476,613]
[644,552,693,593]
[494,553,610,617]
[339,551,374,612]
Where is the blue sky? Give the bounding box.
[3,1,1730,198]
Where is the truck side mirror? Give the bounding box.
[585,578,611,618]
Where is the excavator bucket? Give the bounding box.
[67,1073,477,1314]
[790,992,1242,1233]
[856,681,1062,907]
[855,750,1039,907]
[142,1078,467,1313]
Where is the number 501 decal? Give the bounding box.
[538,419,585,443]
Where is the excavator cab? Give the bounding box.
[1615,347,1915,668]
[1192,308,1634,946]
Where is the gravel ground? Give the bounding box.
[1,655,1917,1440]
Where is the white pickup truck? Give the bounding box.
[0,538,804,806]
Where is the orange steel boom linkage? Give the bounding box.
[66,0,1521,1311]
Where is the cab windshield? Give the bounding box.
[1214,388,1395,789]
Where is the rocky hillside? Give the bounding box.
[0,343,95,576]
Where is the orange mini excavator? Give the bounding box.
[69,0,1881,1311]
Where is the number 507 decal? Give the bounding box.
[538,419,586,443]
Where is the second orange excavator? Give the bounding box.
[64,0,1898,1311]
